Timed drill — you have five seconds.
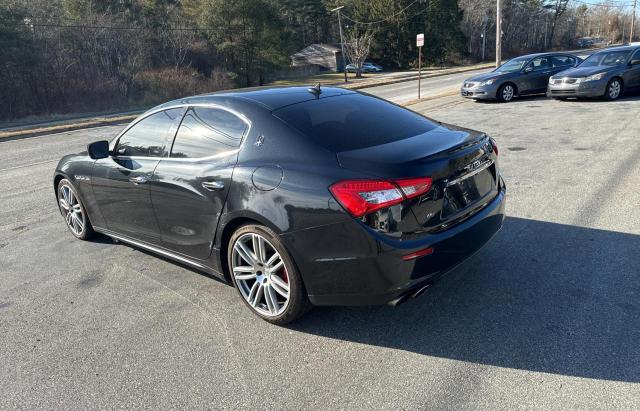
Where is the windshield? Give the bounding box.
[581,50,631,67]
[495,57,529,73]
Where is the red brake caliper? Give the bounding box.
[281,267,289,283]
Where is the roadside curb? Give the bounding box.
[343,64,494,91]
[0,115,140,142]
[403,89,459,106]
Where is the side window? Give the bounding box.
[170,107,247,159]
[530,56,550,71]
[552,55,574,68]
[631,49,640,63]
[116,108,183,157]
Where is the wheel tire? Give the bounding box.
[603,78,623,101]
[497,83,515,102]
[57,178,95,240]
[228,224,310,325]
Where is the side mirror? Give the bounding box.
[523,66,533,74]
[87,140,110,159]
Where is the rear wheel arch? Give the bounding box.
[218,215,281,282]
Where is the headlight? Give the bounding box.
[549,77,555,84]
[479,79,495,86]
[583,73,605,82]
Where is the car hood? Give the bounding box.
[464,71,511,83]
[553,66,612,78]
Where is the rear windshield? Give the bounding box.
[273,94,437,152]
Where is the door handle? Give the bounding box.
[202,181,224,191]
[129,176,148,185]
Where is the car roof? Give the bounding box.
[594,45,639,53]
[513,52,576,60]
[153,86,357,112]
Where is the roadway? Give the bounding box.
[1,76,639,409]
[363,68,488,103]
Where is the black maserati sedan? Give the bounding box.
[54,86,506,324]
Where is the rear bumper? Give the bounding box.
[282,178,507,306]
[547,80,606,98]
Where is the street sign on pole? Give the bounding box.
[417,34,424,99]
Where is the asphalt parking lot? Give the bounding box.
[1,92,639,409]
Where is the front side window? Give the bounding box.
[552,55,575,68]
[527,56,551,72]
[170,107,247,159]
[116,108,183,157]
[582,51,631,67]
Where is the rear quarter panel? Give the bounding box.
[220,109,354,236]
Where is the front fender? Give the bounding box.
[54,154,104,228]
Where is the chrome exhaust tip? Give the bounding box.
[388,283,432,306]
[411,283,432,299]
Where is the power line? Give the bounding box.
[341,0,419,25]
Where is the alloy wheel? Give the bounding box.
[608,80,621,100]
[502,85,514,101]
[58,184,85,236]
[231,233,290,317]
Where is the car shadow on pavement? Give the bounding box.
[291,216,640,383]
[561,93,640,104]
[471,94,548,104]
[472,92,640,104]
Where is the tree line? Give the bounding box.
[0,0,635,120]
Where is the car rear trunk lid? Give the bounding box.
[336,123,499,234]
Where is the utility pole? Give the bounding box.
[482,13,489,61]
[496,0,501,67]
[331,6,348,83]
[418,46,422,99]
[631,0,637,43]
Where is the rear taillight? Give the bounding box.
[329,177,432,218]
[490,137,498,156]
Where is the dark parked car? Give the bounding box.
[548,45,640,100]
[461,52,582,102]
[54,86,506,324]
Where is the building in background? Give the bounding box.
[290,44,345,72]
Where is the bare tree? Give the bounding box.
[343,28,374,78]
[545,0,571,47]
